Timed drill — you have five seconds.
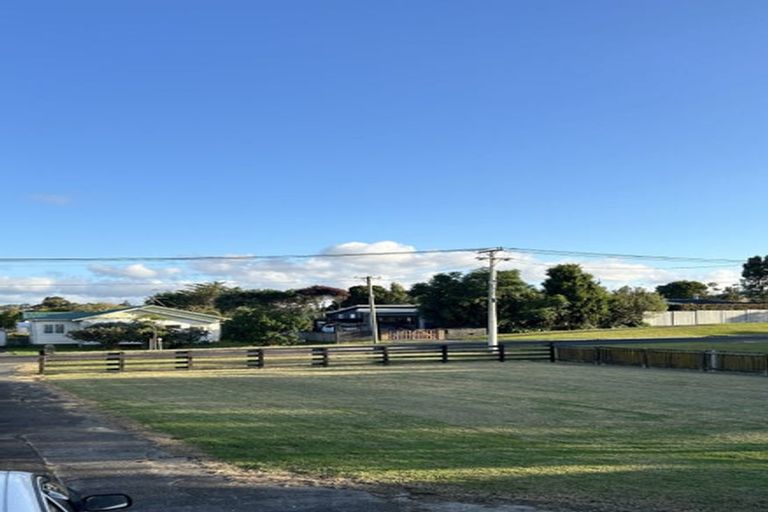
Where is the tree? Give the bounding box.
[222,305,312,345]
[655,281,709,299]
[146,281,230,313]
[293,285,349,311]
[162,327,209,348]
[67,321,209,349]
[215,288,298,313]
[29,297,124,313]
[410,269,539,331]
[410,272,470,327]
[607,287,667,327]
[339,282,410,308]
[741,255,768,300]
[541,264,609,329]
[67,321,150,349]
[0,308,20,330]
[34,296,76,311]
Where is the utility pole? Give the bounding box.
[366,276,380,344]
[477,247,509,348]
[356,276,381,344]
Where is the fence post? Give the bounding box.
[441,344,448,363]
[641,349,649,369]
[549,343,556,363]
[700,351,708,371]
[498,343,506,362]
[38,349,46,374]
[312,347,329,367]
[709,350,719,372]
[764,354,768,377]
[379,346,389,365]
[106,352,122,372]
[593,346,601,365]
[175,350,191,370]
[246,349,265,368]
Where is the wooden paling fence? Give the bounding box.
[554,345,768,374]
[38,342,768,376]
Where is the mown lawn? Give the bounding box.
[499,322,768,341]
[49,363,768,512]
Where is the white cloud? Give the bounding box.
[0,240,745,305]
[89,264,182,279]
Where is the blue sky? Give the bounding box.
[0,1,766,302]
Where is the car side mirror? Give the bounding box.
[81,494,132,511]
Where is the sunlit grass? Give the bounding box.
[499,322,768,341]
[50,363,768,511]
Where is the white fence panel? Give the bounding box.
[644,309,768,327]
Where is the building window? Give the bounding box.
[43,324,54,334]
[55,324,65,334]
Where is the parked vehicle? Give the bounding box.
[0,471,131,512]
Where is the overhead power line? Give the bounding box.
[0,246,747,264]
[0,247,487,264]
[503,247,743,264]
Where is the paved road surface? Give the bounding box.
[0,358,546,512]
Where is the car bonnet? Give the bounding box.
[0,471,43,512]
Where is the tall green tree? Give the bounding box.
[0,308,21,330]
[607,287,667,327]
[339,282,410,308]
[655,280,709,299]
[214,288,298,313]
[741,255,768,300]
[30,297,124,312]
[146,281,230,313]
[541,264,609,329]
[222,305,312,345]
[410,269,539,330]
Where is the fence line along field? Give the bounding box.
[48,362,768,512]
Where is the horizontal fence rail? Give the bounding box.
[39,342,552,374]
[38,342,768,377]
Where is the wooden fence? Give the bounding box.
[38,342,768,376]
[554,345,768,374]
[39,342,554,374]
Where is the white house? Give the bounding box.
[23,305,223,345]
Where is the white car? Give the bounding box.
[0,471,131,512]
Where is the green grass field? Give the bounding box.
[499,322,768,341]
[49,362,768,512]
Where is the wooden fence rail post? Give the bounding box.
[498,343,506,362]
[38,350,46,375]
[549,344,556,363]
[106,352,122,372]
[175,350,191,370]
[378,346,390,365]
[441,344,448,363]
[312,347,329,367]
[594,346,601,365]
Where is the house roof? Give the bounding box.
[23,305,222,322]
[325,304,419,316]
[22,311,102,321]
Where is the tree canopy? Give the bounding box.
[655,281,709,299]
[741,255,768,300]
[541,264,610,329]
